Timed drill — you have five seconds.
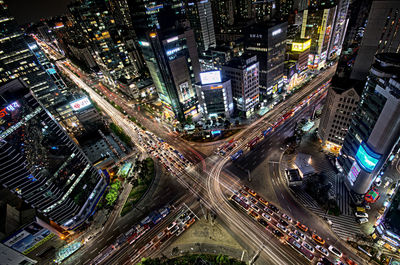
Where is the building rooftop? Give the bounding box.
[330,75,364,96]
[223,54,257,69]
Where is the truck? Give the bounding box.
[247,136,260,149]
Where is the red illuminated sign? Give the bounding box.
[0,102,20,118]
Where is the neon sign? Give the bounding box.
[70,97,91,111]
[355,142,381,172]
[0,102,20,118]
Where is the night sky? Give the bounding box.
[6,0,72,24]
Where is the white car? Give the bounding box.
[328,245,343,258]
[316,245,329,256]
[277,223,288,233]
[167,222,176,230]
[357,217,368,224]
[355,212,368,218]
[294,230,305,240]
[289,232,300,242]
[302,242,315,253]
[262,213,271,221]
[281,213,293,223]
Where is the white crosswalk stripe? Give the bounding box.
[289,187,320,208]
[309,207,362,240]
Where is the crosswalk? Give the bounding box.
[289,186,361,240]
[308,207,362,240]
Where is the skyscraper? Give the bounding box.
[300,5,337,70]
[338,53,400,195]
[350,0,400,80]
[245,21,287,96]
[0,2,65,108]
[222,54,260,118]
[68,0,139,85]
[327,0,350,59]
[185,0,216,52]
[0,79,108,231]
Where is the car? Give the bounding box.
[259,198,269,206]
[296,222,309,232]
[265,208,274,215]
[170,225,179,234]
[319,257,334,265]
[167,222,176,230]
[374,178,382,186]
[262,213,271,221]
[355,212,368,218]
[302,242,315,253]
[294,230,305,240]
[316,245,329,256]
[289,232,300,242]
[258,218,268,227]
[365,205,371,210]
[328,245,342,258]
[279,219,289,227]
[281,213,293,223]
[378,207,386,214]
[312,234,326,245]
[252,205,261,213]
[249,210,259,219]
[269,204,280,213]
[175,228,185,236]
[277,223,288,233]
[273,229,284,239]
[356,217,368,224]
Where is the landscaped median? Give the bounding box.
[137,254,246,265]
[121,158,155,216]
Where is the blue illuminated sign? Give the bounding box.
[355,142,381,173]
[211,130,221,136]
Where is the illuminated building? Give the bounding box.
[0,2,65,108]
[222,54,259,118]
[68,0,140,85]
[244,21,287,96]
[327,0,350,59]
[196,71,233,119]
[137,26,200,121]
[287,38,311,71]
[374,188,400,252]
[0,79,108,232]
[318,77,362,154]
[337,53,400,195]
[211,0,234,34]
[185,0,216,52]
[300,4,337,69]
[350,0,400,80]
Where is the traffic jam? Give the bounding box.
[90,205,197,264]
[230,186,358,265]
[217,79,331,161]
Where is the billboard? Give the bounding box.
[70,97,91,111]
[200,71,221,85]
[291,39,311,52]
[2,222,53,254]
[348,161,361,185]
[355,142,381,173]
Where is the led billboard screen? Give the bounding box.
[355,142,381,173]
[200,71,221,85]
[70,97,91,111]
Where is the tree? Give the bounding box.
[186,115,193,124]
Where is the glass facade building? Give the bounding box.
[338,53,400,194]
[0,80,107,231]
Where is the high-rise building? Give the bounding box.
[137,25,201,121]
[251,0,274,22]
[0,2,65,108]
[0,79,108,231]
[68,0,139,85]
[327,0,350,59]
[185,0,216,52]
[211,0,235,34]
[300,5,337,70]
[338,53,400,195]
[318,76,362,153]
[245,21,287,96]
[196,71,234,119]
[222,54,259,118]
[351,0,400,80]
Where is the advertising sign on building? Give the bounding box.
[200,71,221,85]
[70,97,92,111]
